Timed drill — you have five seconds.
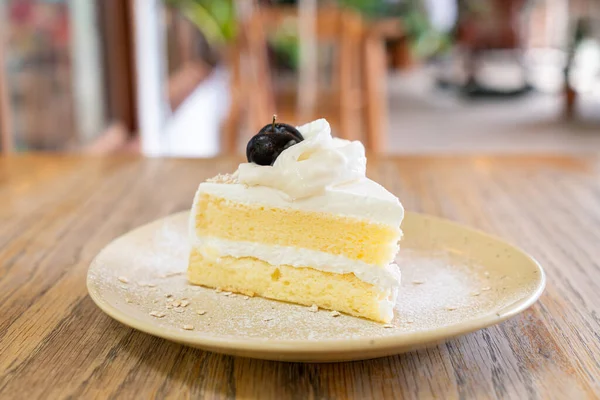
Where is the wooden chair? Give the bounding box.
[221,5,275,154]
[362,18,406,153]
[0,25,12,154]
[223,5,387,153]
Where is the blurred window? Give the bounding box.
[1,0,108,151]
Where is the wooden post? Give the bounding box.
[243,8,275,134]
[98,0,138,135]
[362,32,387,153]
[338,11,353,140]
[0,8,13,154]
[338,10,365,141]
[297,0,317,122]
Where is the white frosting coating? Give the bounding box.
[195,236,402,291]
[237,119,367,199]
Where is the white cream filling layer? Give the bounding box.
[197,179,404,227]
[380,286,399,322]
[194,236,402,291]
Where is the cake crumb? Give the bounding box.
[445,306,458,311]
[166,305,173,309]
[330,311,341,317]
[196,310,207,315]
[165,294,173,298]
[263,317,274,321]
[482,286,491,291]
[241,295,250,300]
[118,276,129,284]
[308,304,319,312]
[149,311,165,318]
[412,280,425,285]
[182,325,194,330]
[405,320,414,324]
[207,173,237,184]
[180,300,190,307]
[163,271,183,278]
[215,287,223,293]
[229,294,237,298]
[383,324,394,328]
[146,283,157,288]
[172,300,182,308]
[471,291,481,297]
[174,308,185,313]
[222,291,232,296]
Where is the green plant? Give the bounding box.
[165,0,236,45]
[269,23,300,69]
[402,8,452,57]
[339,0,453,58]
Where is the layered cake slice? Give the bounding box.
[188,118,404,322]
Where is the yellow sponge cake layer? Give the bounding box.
[188,249,396,323]
[194,193,400,267]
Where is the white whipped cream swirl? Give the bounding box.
[237,119,366,199]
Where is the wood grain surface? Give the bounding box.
[1,154,599,399]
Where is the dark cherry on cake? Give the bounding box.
[246,115,304,166]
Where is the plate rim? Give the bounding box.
[87,211,546,355]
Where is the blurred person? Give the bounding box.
[424,0,457,34]
[433,0,531,97]
[458,0,530,96]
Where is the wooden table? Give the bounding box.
[1,155,599,399]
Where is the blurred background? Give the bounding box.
[0,0,599,157]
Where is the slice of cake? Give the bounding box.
[188,118,404,322]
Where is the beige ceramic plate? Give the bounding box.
[87,211,545,362]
